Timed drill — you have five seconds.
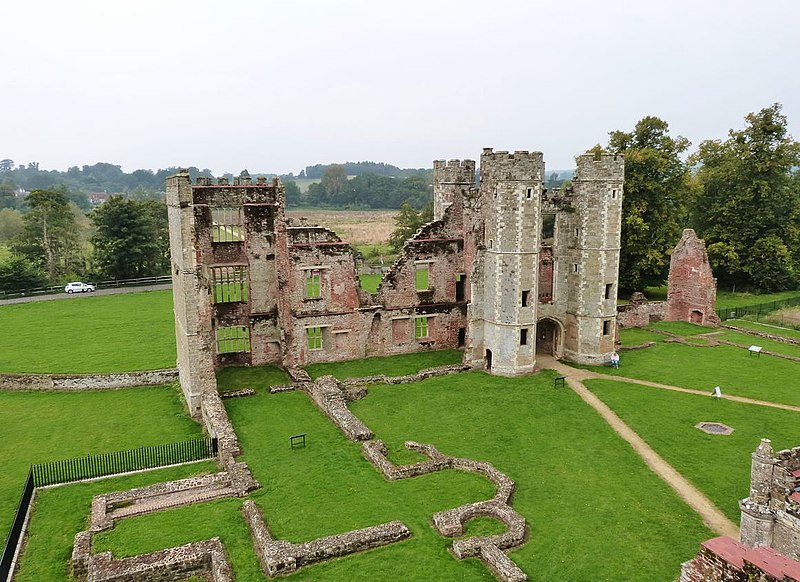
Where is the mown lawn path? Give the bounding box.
[536,354,740,538]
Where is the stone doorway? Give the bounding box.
[536,319,560,357]
[366,313,382,356]
[690,310,703,324]
[485,349,493,371]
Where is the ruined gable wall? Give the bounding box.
[665,229,720,326]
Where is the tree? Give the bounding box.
[320,165,348,202]
[0,159,14,172]
[692,103,800,290]
[0,256,47,292]
[283,180,303,207]
[607,117,692,293]
[0,178,16,209]
[91,196,166,280]
[389,201,433,251]
[0,208,23,242]
[11,188,81,280]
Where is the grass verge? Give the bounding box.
[305,349,463,380]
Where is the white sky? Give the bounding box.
[3,0,799,175]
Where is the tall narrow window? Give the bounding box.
[211,207,244,242]
[526,188,533,199]
[520,328,528,345]
[415,316,429,339]
[415,263,430,291]
[521,290,530,307]
[612,189,618,199]
[216,326,250,354]
[455,273,465,302]
[211,266,248,304]
[541,214,556,245]
[307,326,323,350]
[602,320,611,336]
[605,283,613,300]
[305,269,322,299]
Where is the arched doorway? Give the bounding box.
[536,318,562,357]
[690,310,704,324]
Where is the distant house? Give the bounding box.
[14,188,29,199]
[88,192,112,205]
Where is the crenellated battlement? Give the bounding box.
[433,159,476,184]
[574,153,624,182]
[479,148,545,182]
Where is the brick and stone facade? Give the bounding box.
[665,228,721,326]
[168,149,624,414]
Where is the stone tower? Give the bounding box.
[433,159,475,221]
[468,149,545,375]
[562,153,624,364]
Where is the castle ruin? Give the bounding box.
[167,149,624,415]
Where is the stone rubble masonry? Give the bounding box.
[304,375,374,441]
[740,439,800,560]
[666,229,721,326]
[362,440,527,582]
[201,390,240,457]
[0,369,178,391]
[616,292,666,329]
[241,500,411,577]
[83,538,233,582]
[679,535,800,582]
[218,388,255,398]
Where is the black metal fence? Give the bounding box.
[717,295,800,323]
[31,436,217,487]
[0,470,34,582]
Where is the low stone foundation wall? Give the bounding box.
[305,376,374,441]
[0,369,178,391]
[362,440,527,581]
[617,301,666,329]
[85,538,233,582]
[724,324,800,346]
[242,500,410,577]
[201,391,241,457]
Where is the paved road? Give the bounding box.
[0,284,172,305]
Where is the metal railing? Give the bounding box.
[717,295,800,322]
[0,470,34,582]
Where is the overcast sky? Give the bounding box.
[3,0,799,175]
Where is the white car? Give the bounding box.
[64,281,96,294]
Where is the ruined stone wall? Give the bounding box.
[433,159,475,221]
[665,228,720,326]
[0,370,178,391]
[562,153,623,364]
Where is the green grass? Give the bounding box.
[0,290,175,372]
[586,379,800,520]
[216,365,290,392]
[305,349,463,380]
[574,341,800,406]
[15,461,217,582]
[95,372,712,580]
[359,273,382,294]
[715,289,800,310]
[714,330,800,358]
[726,319,800,341]
[0,385,203,542]
[618,327,665,346]
[648,321,712,336]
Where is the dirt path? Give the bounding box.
[536,355,740,538]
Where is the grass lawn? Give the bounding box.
[216,365,290,392]
[359,273,382,294]
[305,349,463,380]
[15,461,217,582]
[0,385,203,543]
[574,341,800,406]
[726,319,800,341]
[715,330,800,359]
[640,286,800,310]
[0,290,175,373]
[96,372,712,580]
[618,326,666,346]
[648,321,713,336]
[585,379,800,520]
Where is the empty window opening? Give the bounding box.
[488,239,494,249]
[415,316,429,339]
[526,187,533,199]
[458,327,466,347]
[574,228,580,237]
[541,214,555,246]
[307,326,323,350]
[305,269,322,299]
[521,290,530,307]
[602,320,612,336]
[605,283,613,300]
[612,189,618,199]
[415,264,430,291]
[211,266,248,304]
[216,326,250,354]
[455,273,465,302]
[211,207,244,242]
[520,328,528,345]
[573,263,578,273]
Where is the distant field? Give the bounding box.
[285,209,396,245]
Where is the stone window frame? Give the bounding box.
[210,207,244,243]
[210,265,249,304]
[414,260,434,291]
[216,325,250,354]
[520,328,529,345]
[301,265,328,300]
[414,316,430,339]
[521,290,530,307]
[602,319,612,336]
[306,326,324,350]
[605,283,613,300]
[611,188,619,199]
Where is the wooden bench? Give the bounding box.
[289,433,306,449]
[554,376,566,389]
